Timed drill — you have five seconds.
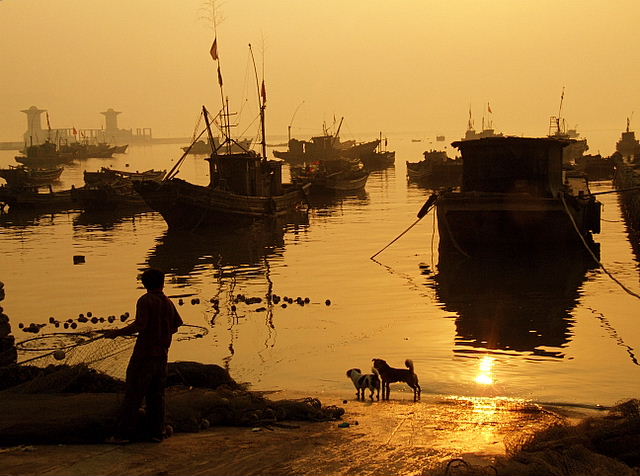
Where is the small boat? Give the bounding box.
[359,133,395,170]
[58,142,117,159]
[406,150,462,186]
[73,167,166,210]
[83,167,165,186]
[113,144,129,154]
[274,117,379,165]
[435,136,601,255]
[615,117,640,163]
[0,184,79,211]
[14,141,75,167]
[0,165,63,187]
[574,154,615,181]
[291,159,369,192]
[182,138,252,154]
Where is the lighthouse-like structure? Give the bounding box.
[100,108,122,135]
[21,106,47,146]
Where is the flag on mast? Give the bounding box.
[72,127,77,136]
[261,80,267,104]
[210,37,219,61]
[487,102,492,114]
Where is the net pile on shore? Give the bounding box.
[429,399,640,476]
[0,361,344,445]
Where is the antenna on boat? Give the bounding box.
[557,86,565,134]
[331,117,344,148]
[288,101,305,143]
[248,43,267,161]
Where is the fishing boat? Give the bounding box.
[574,154,615,181]
[615,117,640,163]
[359,133,395,170]
[435,136,601,255]
[73,167,165,210]
[0,184,79,211]
[406,150,461,186]
[14,141,75,167]
[290,158,369,192]
[181,138,252,155]
[59,142,117,159]
[0,165,63,187]
[273,117,378,165]
[113,144,129,154]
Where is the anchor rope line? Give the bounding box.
[560,193,640,301]
[369,193,438,260]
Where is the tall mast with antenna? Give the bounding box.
[248,43,267,161]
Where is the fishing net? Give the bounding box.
[426,399,640,476]
[10,324,209,382]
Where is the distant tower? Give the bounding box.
[100,108,122,133]
[21,106,47,145]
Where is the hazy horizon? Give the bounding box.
[1,0,639,153]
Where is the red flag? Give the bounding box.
[72,127,77,135]
[217,65,223,86]
[210,37,219,61]
[261,80,267,104]
[487,102,492,114]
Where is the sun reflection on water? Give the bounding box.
[474,355,495,385]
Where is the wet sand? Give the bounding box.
[0,391,582,476]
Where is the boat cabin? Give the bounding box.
[207,151,283,196]
[451,136,572,197]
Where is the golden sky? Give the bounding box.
[1,0,639,152]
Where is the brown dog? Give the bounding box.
[372,358,421,401]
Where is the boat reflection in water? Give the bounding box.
[145,215,309,369]
[72,206,151,231]
[146,214,309,284]
[431,248,596,359]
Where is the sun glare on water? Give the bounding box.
[474,356,495,385]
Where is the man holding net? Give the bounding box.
[102,268,183,443]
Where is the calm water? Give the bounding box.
[1,138,639,407]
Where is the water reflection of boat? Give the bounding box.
[146,218,306,279]
[431,249,594,358]
[73,207,151,230]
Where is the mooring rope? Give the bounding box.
[560,193,640,300]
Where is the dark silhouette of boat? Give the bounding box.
[574,154,615,181]
[406,150,461,187]
[435,136,601,255]
[0,184,79,212]
[0,165,63,187]
[273,117,379,165]
[72,167,165,210]
[181,138,252,155]
[14,141,75,167]
[615,117,640,163]
[359,133,395,170]
[135,105,309,230]
[290,158,369,192]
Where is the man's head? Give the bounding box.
[141,268,165,291]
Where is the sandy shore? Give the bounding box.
[0,390,588,476]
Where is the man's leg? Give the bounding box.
[117,357,152,440]
[144,357,168,440]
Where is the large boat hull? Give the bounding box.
[133,179,309,230]
[436,192,600,253]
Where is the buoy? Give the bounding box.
[53,350,66,360]
[325,299,331,306]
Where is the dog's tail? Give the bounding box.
[405,359,415,372]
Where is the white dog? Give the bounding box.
[346,368,380,401]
